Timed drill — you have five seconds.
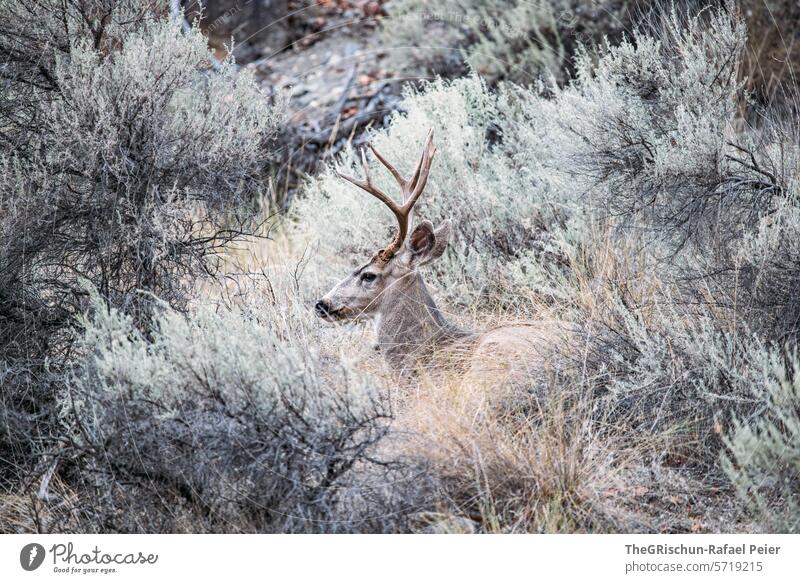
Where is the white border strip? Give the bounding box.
[2,534,799,582]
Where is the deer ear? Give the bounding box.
[430,220,451,259]
[408,220,450,267]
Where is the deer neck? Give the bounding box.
[375,272,473,372]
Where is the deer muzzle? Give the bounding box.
[314,299,339,320]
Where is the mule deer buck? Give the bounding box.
[315,129,565,383]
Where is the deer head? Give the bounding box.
[314,129,452,324]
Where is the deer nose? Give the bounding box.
[315,300,331,318]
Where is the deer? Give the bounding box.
[314,129,567,385]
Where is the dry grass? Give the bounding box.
[393,371,628,532]
[741,0,800,106]
[0,476,83,534]
[381,347,748,532]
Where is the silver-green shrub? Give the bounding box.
[62,285,423,532]
[0,2,280,319]
[723,349,800,532]
[0,0,281,493]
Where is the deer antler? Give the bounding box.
[336,128,437,263]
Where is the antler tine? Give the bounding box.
[359,147,371,183]
[367,144,405,188]
[368,128,435,202]
[405,127,433,200]
[402,129,436,211]
[335,150,401,214]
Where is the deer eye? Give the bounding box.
[360,272,377,284]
